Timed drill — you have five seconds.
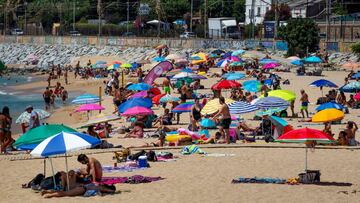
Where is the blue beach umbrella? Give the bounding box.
[72,93,100,104]
[152,56,166,62]
[228,101,258,114]
[304,56,322,63]
[200,118,216,128]
[351,72,360,79]
[172,102,195,113]
[127,83,152,91]
[216,59,225,67]
[231,49,245,56]
[259,59,278,64]
[190,56,202,60]
[254,97,289,110]
[310,79,338,88]
[316,102,344,111]
[181,68,193,73]
[243,80,261,93]
[339,82,360,93]
[160,94,180,103]
[291,60,304,66]
[222,72,245,80]
[119,98,152,113]
[221,52,232,59]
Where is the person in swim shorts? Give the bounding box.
[212,96,231,144]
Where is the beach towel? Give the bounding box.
[102,165,145,173]
[100,176,164,185]
[181,144,205,155]
[232,177,286,184]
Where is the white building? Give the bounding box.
[245,0,272,25]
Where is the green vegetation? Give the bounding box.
[351,42,360,56]
[278,18,320,57]
[264,3,291,21]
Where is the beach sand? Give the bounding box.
[2,53,360,202]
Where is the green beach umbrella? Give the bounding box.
[13,124,77,149]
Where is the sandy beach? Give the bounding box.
[1,52,360,203]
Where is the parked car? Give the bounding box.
[69,30,81,36]
[180,32,196,39]
[11,28,23,35]
[122,32,136,37]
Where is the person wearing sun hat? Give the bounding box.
[25,105,40,130]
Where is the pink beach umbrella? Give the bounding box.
[263,62,280,69]
[130,91,148,98]
[354,92,360,100]
[121,106,154,116]
[75,104,105,112]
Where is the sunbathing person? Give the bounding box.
[125,122,145,138]
[77,154,103,182]
[153,109,173,126]
[41,183,115,198]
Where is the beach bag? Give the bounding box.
[25,173,44,189]
[146,151,157,162]
[128,150,146,161]
[298,170,321,184]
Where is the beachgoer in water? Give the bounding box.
[345,121,358,146]
[212,96,231,144]
[77,154,103,182]
[43,87,51,110]
[300,89,309,118]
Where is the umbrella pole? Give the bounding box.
[305,147,308,172]
[43,158,46,177]
[65,153,70,191]
[49,158,57,190]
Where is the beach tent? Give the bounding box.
[13,124,77,150]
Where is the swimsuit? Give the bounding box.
[301,101,309,110]
[192,107,201,121]
[164,86,171,94]
[219,118,231,129]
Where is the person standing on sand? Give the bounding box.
[163,77,173,94]
[0,106,13,153]
[77,154,103,182]
[47,73,52,87]
[43,87,51,110]
[26,106,40,130]
[345,121,358,146]
[300,89,309,118]
[61,87,68,104]
[64,67,68,85]
[212,96,231,144]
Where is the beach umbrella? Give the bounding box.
[130,91,148,98]
[152,93,166,104]
[256,107,285,116]
[229,61,244,67]
[227,56,241,62]
[16,109,51,124]
[354,92,360,100]
[261,90,296,102]
[287,56,301,61]
[228,101,258,114]
[81,114,121,127]
[92,64,107,69]
[312,108,344,123]
[201,98,235,115]
[166,54,182,60]
[191,53,208,65]
[72,93,100,104]
[127,83,152,91]
[316,102,344,111]
[254,96,289,110]
[304,56,322,63]
[190,55,202,60]
[172,102,195,113]
[200,118,216,128]
[160,94,180,103]
[181,68,194,73]
[107,63,120,70]
[259,59,278,64]
[276,128,335,171]
[339,82,360,93]
[263,62,280,69]
[291,60,304,66]
[174,58,189,65]
[219,59,230,68]
[231,49,245,56]
[152,56,166,62]
[342,62,360,69]
[121,63,133,68]
[75,103,105,112]
[13,124,77,150]
[121,106,154,116]
[223,72,246,80]
[310,79,338,96]
[221,52,232,59]
[149,87,161,95]
[351,72,360,79]
[173,72,206,80]
[211,80,242,90]
[211,49,225,55]
[96,60,107,64]
[243,80,261,93]
[155,44,166,50]
[31,131,101,191]
[118,98,152,113]
[208,53,219,58]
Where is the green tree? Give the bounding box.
[232,0,245,22]
[351,42,360,57]
[264,3,291,21]
[278,18,320,57]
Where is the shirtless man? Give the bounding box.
[180,81,188,102]
[212,96,232,144]
[345,121,358,146]
[77,154,103,182]
[43,87,52,110]
[163,77,173,94]
[300,89,309,118]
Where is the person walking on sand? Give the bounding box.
[163,76,173,95]
[77,154,103,182]
[64,67,68,85]
[43,87,52,110]
[300,89,309,118]
[212,96,232,144]
[0,107,13,153]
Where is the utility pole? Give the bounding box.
[3,5,5,37]
[251,0,255,39]
[204,0,207,38]
[24,1,27,34]
[73,0,76,31]
[98,0,102,37]
[190,0,193,32]
[156,0,161,37]
[325,0,330,42]
[273,0,278,50]
[221,0,224,16]
[126,0,129,33]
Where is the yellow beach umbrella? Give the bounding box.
[260,90,296,102]
[242,53,258,59]
[201,98,235,115]
[312,108,344,123]
[191,52,208,65]
[121,63,132,68]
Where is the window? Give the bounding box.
[266,7,269,12]
[249,9,251,17]
[257,7,261,16]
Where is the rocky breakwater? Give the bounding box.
[0,43,193,69]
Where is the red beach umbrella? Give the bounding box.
[152,93,166,104]
[150,87,161,95]
[211,80,242,90]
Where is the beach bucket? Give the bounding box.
[138,155,148,168]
